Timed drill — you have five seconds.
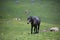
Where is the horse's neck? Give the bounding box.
[31,19,34,24]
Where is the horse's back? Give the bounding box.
[33,16,40,21]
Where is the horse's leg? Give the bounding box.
[34,25,38,33]
[31,25,33,34]
[38,23,40,33]
[36,26,38,33]
[34,27,35,33]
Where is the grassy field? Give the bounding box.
[0,20,60,40]
[0,0,60,40]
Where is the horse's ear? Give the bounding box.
[29,16,32,18]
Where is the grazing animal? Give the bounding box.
[27,16,41,34]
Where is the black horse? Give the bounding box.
[27,16,41,34]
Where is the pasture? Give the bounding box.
[0,0,60,40]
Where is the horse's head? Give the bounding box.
[27,16,32,24]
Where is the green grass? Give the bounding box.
[0,0,60,40]
[0,19,60,40]
[1,0,60,24]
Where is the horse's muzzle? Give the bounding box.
[27,21,29,24]
[27,22,29,24]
